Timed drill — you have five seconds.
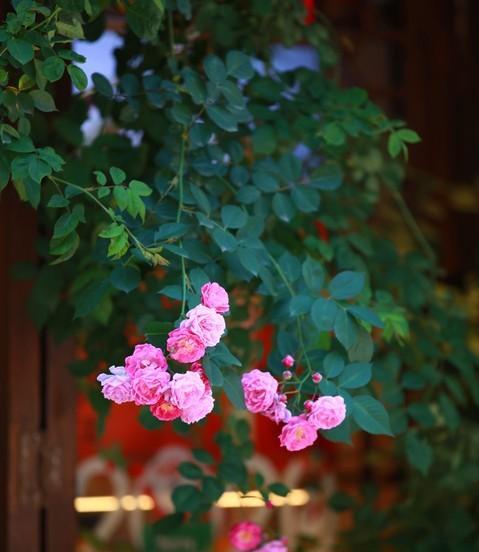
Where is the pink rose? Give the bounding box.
[167,327,206,363]
[229,521,262,551]
[257,539,288,552]
[131,366,171,405]
[181,304,226,347]
[257,540,288,552]
[263,395,292,424]
[170,371,206,409]
[281,355,295,368]
[279,417,317,451]
[307,396,346,430]
[241,369,278,413]
[181,392,214,424]
[125,343,168,376]
[97,366,133,404]
[200,282,229,314]
[190,361,212,393]
[150,394,181,421]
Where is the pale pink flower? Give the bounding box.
[190,361,212,393]
[181,392,214,424]
[200,282,229,314]
[229,521,262,551]
[150,394,181,421]
[97,366,133,404]
[131,366,171,405]
[241,369,278,413]
[170,371,206,409]
[281,355,295,368]
[263,395,292,424]
[257,539,288,552]
[308,395,346,430]
[167,327,206,363]
[181,304,226,347]
[125,343,168,376]
[279,416,317,451]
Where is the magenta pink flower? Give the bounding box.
[167,327,206,363]
[307,395,346,430]
[312,372,322,384]
[131,366,171,405]
[257,539,288,551]
[97,366,133,404]
[281,355,295,368]
[150,394,181,421]
[241,369,278,413]
[200,282,229,314]
[170,371,206,409]
[181,304,226,347]
[263,395,292,424]
[190,361,212,393]
[125,343,168,376]
[229,521,262,551]
[279,416,317,451]
[181,392,214,424]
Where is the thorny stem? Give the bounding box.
[177,135,188,316]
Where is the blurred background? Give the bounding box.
[1,0,478,550]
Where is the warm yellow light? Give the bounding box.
[215,489,310,508]
[74,495,155,513]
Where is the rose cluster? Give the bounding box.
[229,521,287,552]
[97,282,229,425]
[241,356,346,452]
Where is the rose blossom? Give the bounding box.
[181,304,226,347]
[97,366,133,404]
[167,327,206,363]
[257,539,288,552]
[181,392,214,424]
[131,366,171,405]
[279,416,317,451]
[241,369,278,413]
[308,395,346,430]
[229,521,262,551]
[170,371,206,409]
[200,282,229,314]
[125,343,168,375]
[150,394,181,421]
[281,355,295,368]
[263,395,292,424]
[190,361,212,393]
[312,372,322,384]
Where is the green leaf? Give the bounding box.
[338,362,372,389]
[139,406,163,430]
[272,192,295,222]
[311,298,338,331]
[172,484,203,513]
[221,205,247,229]
[129,179,152,196]
[206,106,238,132]
[289,295,313,316]
[126,0,165,41]
[156,222,190,240]
[388,133,402,157]
[53,212,80,239]
[252,125,276,155]
[210,227,237,252]
[310,162,342,190]
[204,55,227,84]
[92,72,114,98]
[67,64,88,91]
[226,50,254,79]
[396,128,421,143]
[323,352,345,378]
[178,461,203,480]
[352,395,393,436]
[202,357,224,386]
[202,476,224,502]
[268,482,289,497]
[322,122,346,145]
[47,194,69,208]
[110,166,126,185]
[252,171,278,193]
[334,310,359,350]
[348,305,384,328]
[220,81,246,109]
[74,281,110,318]
[28,157,51,183]
[193,448,214,464]
[302,256,324,292]
[7,38,34,64]
[30,90,57,112]
[404,433,433,475]
[329,271,365,300]
[223,371,246,409]
[42,56,65,82]
[110,266,140,293]
[49,231,80,264]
